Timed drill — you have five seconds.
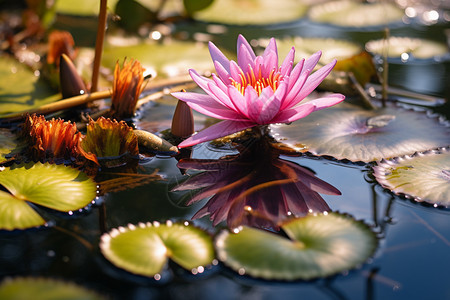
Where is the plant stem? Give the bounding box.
[0,90,112,121]
[91,0,108,92]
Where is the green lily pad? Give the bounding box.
[0,129,19,163]
[0,162,97,230]
[373,148,450,207]
[102,39,213,79]
[192,0,308,25]
[269,37,362,66]
[308,0,404,27]
[0,56,60,118]
[216,212,377,280]
[100,221,215,277]
[365,36,449,60]
[55,0,119,16]
[270,101,450,163]
[0,277,104,300]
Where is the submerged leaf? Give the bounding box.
[192,0,308,25]
[216,212,377,280]
[0,277,104,300]
[270,101,450,162]
[373,148,450,207]
[100,221,215,277]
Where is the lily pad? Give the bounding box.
[102,39,213,79]
[215,212,377,280]
[373,148,450,207]
[55,0,119,16]
[264,37,376,87]
[192,0,308,25]
[0,277,104,300]
[308,0,404,27]
[0,162,97,230]
[0,129,19,163]
[100,221,215,277]
[365,36,449,60]
[0,56,60,118]
[270,101,450,163]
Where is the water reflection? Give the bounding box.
[173,137,341,229]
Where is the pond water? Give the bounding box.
[0,1,449,300]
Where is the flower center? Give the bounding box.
[230,66,281,96]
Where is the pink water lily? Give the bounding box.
[172,35,345,148]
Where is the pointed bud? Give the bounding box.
[47,30,76,66]
[59,54,87,99]
[171,99,194,138]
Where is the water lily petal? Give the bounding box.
[282,69,310,110]
[280,47,295,78]
[238,45,256,75]
[237,34,256,60]
[209,41,230,73]
[227,86,250,118]
[190,69,235,108]
[258,82,287,124]
[287,58,305,91]
[230,60,244,82]
[248,86,274,123]
[294,59,337,102]
[214,60,231,84]
[308,93,346,112]
[272,102,316,123]
[303,51,322,74]
[178,120,255,148]
[171,92,244,120]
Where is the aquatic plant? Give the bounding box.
[172,34,345,148]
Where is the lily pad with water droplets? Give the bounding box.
[308,0,404,27]
[0,162,97,230]
[373,148,450,207]
[0,277,104,300]
[100,221,215,278]
[215,212,377,280]
[192,0,308,25]
[0,56,60,119]
[270,101,450,163]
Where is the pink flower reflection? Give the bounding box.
[172,35,345,148]
[173,138,341,229]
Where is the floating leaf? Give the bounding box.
[270,101,450,162]
[216,212,377,280]
[55,0,119,16]
[0,56,60,118]
[0,277,104,300]
[192,0,308,25]
[102,40,213,79]
[265,37,376,87]
[100,221,215,277]
[0,162,96,230]
[373,148,450,207]
[366,36,449,60]
[308,0,404,27]
[0,129,19,163]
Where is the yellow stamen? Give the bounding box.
[230,66,281,96]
